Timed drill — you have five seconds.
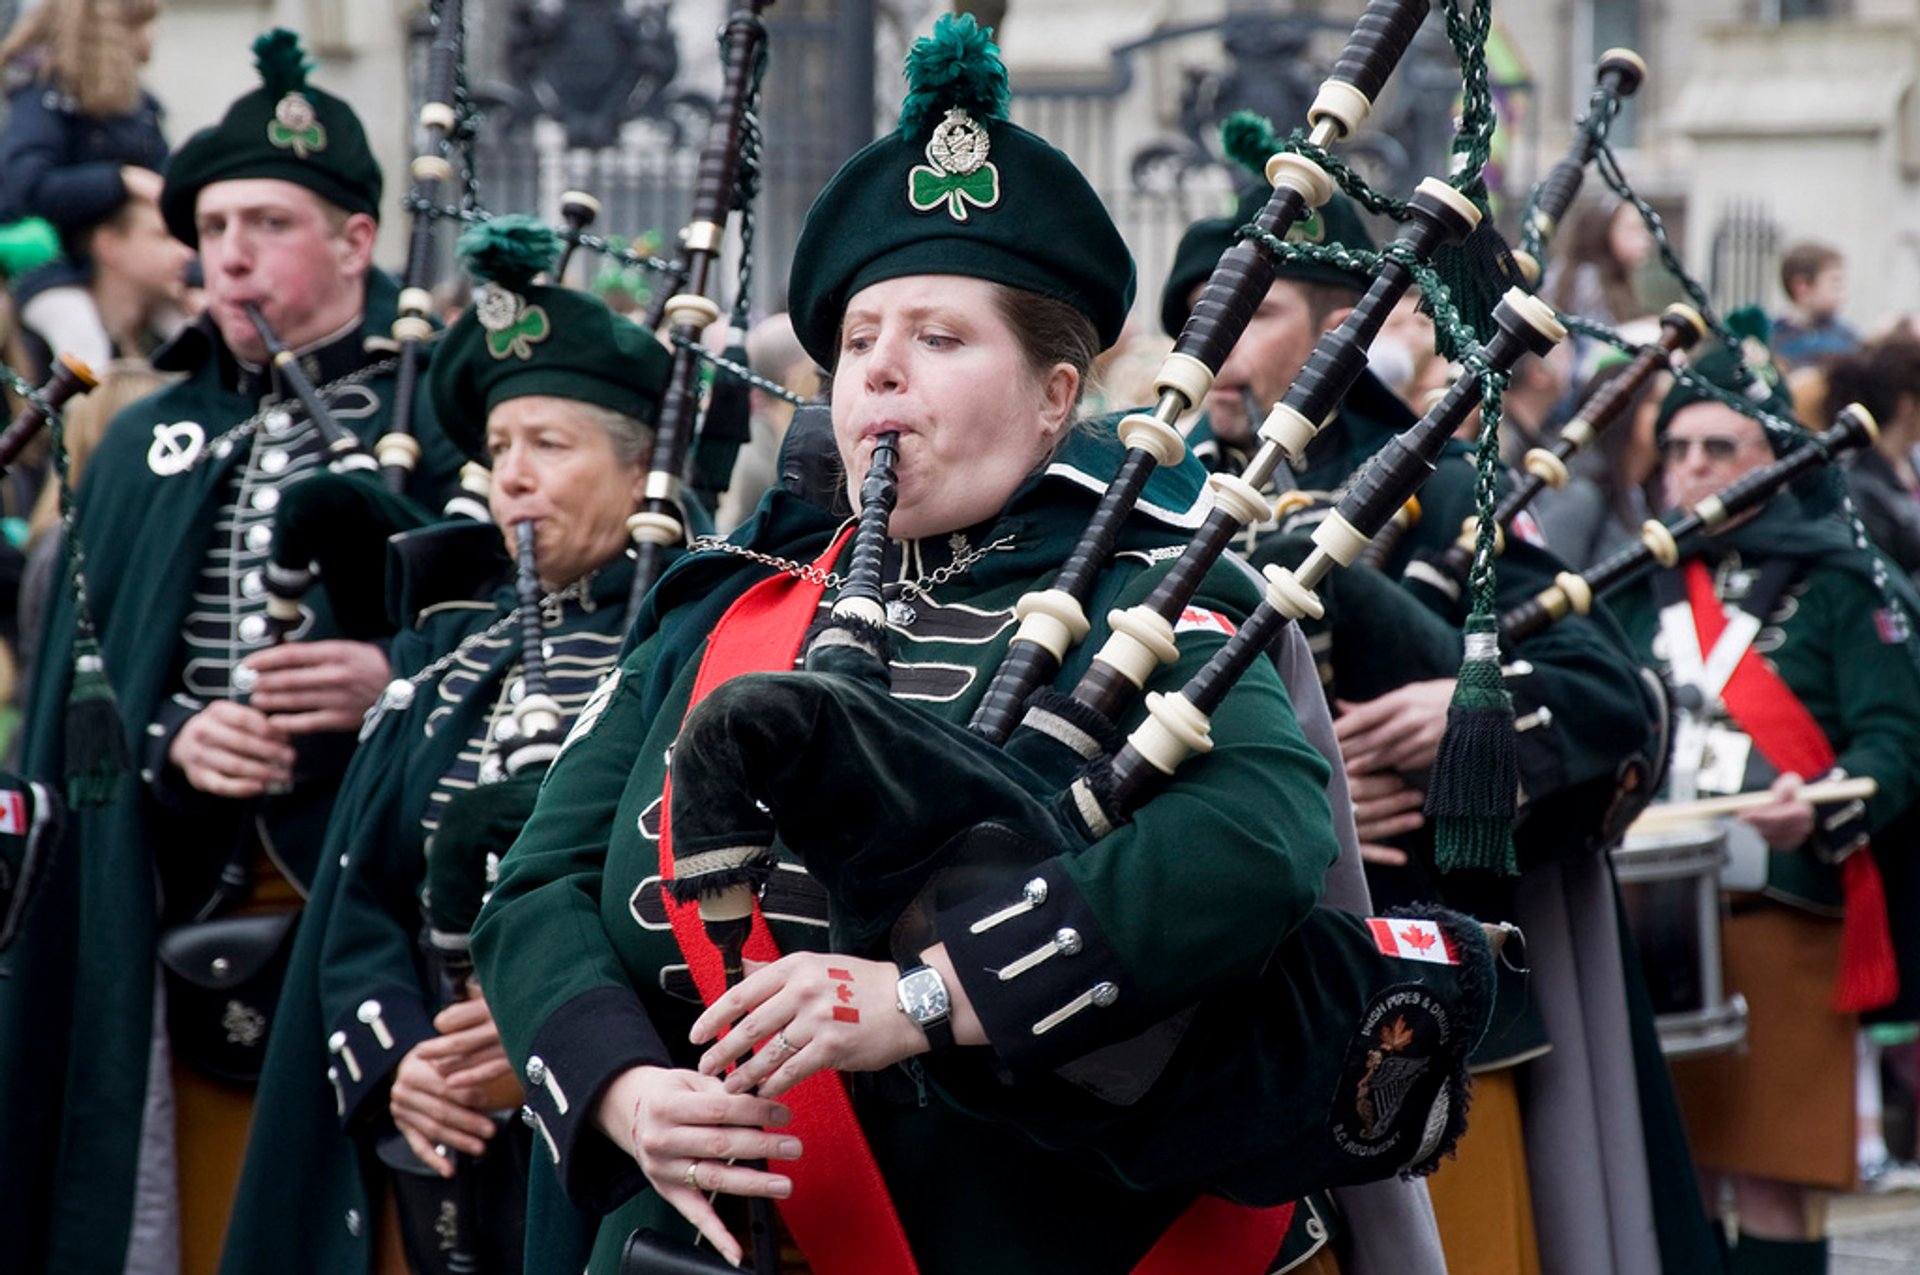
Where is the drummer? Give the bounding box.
[1606,337,1920,1275]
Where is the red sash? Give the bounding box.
[1685,562,1897,1012]
[657,534,1295,1275]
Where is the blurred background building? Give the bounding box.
[17,0,1916,334]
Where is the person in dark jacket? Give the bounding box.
[0,0,169,371]
[1825,337,1920,584]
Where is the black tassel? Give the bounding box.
[1425,616,1519,875]
[64,635,127,807]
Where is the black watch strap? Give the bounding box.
[919,1013,956,1052]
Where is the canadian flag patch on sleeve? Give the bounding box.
[1173,606,1237,638]
[0,788,27,835]
[1367,917,1458,965]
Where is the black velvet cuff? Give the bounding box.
[325,985,437,1130]
[144,693,208,810]
[935,855,1135,1077]
[521,985,675,1214]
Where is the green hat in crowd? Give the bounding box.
[1654,307,1799,452]
[787,13,1135,369]
[428,214,673,463]
[1160,114,1376,338]
[160,30,382,247]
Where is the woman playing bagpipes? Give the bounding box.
[473,18,1497,1275]
[220,217,671,1275]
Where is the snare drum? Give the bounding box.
[1611,820,1749,1058]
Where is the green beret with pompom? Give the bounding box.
[1655,306,1800,453]
[160,29,382,247]
[787,13,1133,368]
[427,214,672,463]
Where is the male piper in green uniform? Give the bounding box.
[0,30,464,1275]
[1162,171,1712,1275]
[1608,346,1920,1275]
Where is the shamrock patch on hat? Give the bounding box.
[908,108,1000,222]
[268,91,326,159]
[477,287,552,361]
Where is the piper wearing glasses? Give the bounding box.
[1607,340,1920,1275]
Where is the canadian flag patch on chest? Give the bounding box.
[1367,917,1458,965]
[1173,606,1237,638]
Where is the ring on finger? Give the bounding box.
[773,1029,799,1057]
[682,1161,701,1190]
[433,1143,449,1160]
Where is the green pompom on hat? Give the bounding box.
[160,29,382,247]
[428,214,673,463]
[1654,307,1800,452]
[787,13,1135,369]
[1159,111,1376,339]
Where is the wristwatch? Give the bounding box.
[896,964,955,1051]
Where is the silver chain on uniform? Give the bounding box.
[684,531,1016,597]
[359,575,595,739]
[188,358,400,474]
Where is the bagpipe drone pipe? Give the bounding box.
[379,0,469,496]
[1394,46,1694,619]
[1400,302,1706,617]
[1500,402,1884,643]
[626,0,777,628]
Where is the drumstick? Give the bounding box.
[1628,777,1878,831]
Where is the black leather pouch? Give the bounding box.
[620,1229,745,1275]
[157,910,298,1085]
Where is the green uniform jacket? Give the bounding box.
[473,429,1391,1274]
[221,523,633,1274]
[0,273,466,1274]
[1607,497,1920,911]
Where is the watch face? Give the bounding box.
[900,967,950,1023]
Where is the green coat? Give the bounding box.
[1607,497,1920,911]
[0,273,467,1273]
[221,523,633,1273]
[472,428,1488,1274]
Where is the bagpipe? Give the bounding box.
[1500,401,1881,642]
[0,359,98,950]
[0,354,95,477]
[970,0,1443,745]
[662,0,1549,1210]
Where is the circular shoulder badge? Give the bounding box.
[147,421,206,476]
[1328,984,1453,1165]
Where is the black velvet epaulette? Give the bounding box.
[385,521,512,630]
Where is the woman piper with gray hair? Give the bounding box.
[220,215,672,1275]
